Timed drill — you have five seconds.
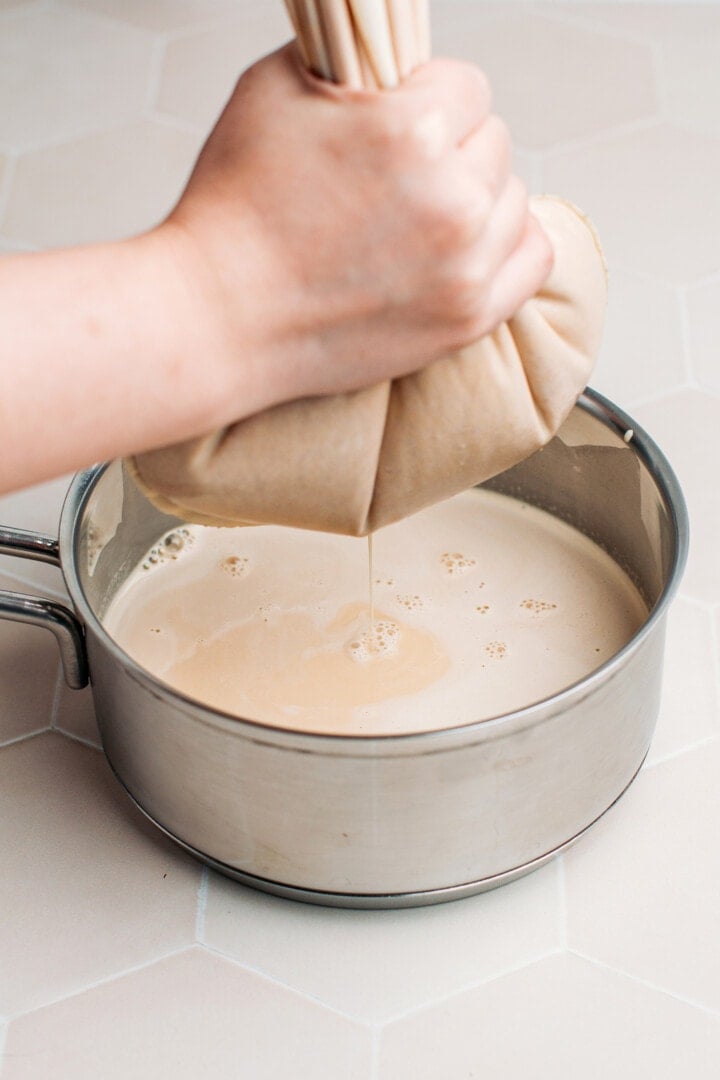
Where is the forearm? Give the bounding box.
[0,226,264,493]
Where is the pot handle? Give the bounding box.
[0,525,89,689]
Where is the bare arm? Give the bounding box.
[0,45,552,493]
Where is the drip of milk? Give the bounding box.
[367,533,375,636]
[104,489,648,736]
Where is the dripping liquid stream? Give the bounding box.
[367,533,375,635]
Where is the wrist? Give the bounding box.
[156,207,290,431]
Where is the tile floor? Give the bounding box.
[1,1,719,1077]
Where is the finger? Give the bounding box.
[457,114,513,201]
[399,58,493,149]
[472,174,531,278]
[480,215,555,333]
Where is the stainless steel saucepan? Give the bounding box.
[0,389,688,908]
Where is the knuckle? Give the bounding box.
[530,220,555,277]
[440,264,489,328]
[420,180,492,252]
[430,59,492,110]
[433,202,477,251]
[364,108,414,165]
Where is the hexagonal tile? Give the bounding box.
[0,732,200,1014]
[541,3,720,137]
[203,860,562,1023]
[2,948,371,1080]
[54,682,102,749]
[565,741,720,1011]
[157,8,291,129]
[686,277,720,394]
[377,952,720,1080]
[61,0,242,33]
[592,269,685,408]
[633,389,720,604]
[432,5,656,150]
[0,474,72,597]
[647,596,719,767]
[0,9,155,150]
[542,125,720,284]
[0,571,58,747]
[2,122,201,248]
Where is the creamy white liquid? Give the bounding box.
[104,489,647,735]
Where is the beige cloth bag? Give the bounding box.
[129,2,607,536]
[129,195,606,536]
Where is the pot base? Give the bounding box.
[116,756,646,909]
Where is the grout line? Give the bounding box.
[677,592,715,615]
[194,866,209,942]
[644,735,720,774]
[0,154,17,231]
[648,39,669,123]
[684,267,720,290]
[49,664,64,731]
[377,946,566,1028]
[50,0,157,40]
[556,853,568,949]
[676,286,695,384]
[145,36,168,114]
[622,380,695,412]
[198,941,372,1025]
[570,949,720,1019]
[0,1021,6,1080]
[541,115,662,162]
[370,1025,381,1080]
[55,726,103,753]
[533,4,663,52]
[0,565,69,602]
[0,726,51,752]
[8,114,149,158]
[164,12,252,44]
[7,944,193,1022]
[146,110,206,138]
[0,0,50,24]
[708,611,720,736]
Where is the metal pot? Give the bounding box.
[0,390,688,908]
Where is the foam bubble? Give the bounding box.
[347,619,400,663]
[395,593,425,612]
[440,551,477,576]
[141,528,193,571]
[221,555,251,579]
[485,640,508,660]
[520,598,558,616]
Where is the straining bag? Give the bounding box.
[129,2,607,536]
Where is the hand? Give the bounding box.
[166,44,553,413]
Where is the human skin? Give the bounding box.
[0,44,552,494]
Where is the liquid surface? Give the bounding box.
[104,490,648,735]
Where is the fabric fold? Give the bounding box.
[129,195,607,536]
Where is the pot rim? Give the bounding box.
[59,388,689,754]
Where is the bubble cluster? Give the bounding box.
[395,593,424,612]
[476,604,490,615]
[520,598,558,616]
[374,577,394,587]
[221,555,251,578]
[257,603,279,623]
[485,640,508,660]
[440,552,477,576]
[142,529,192,571]
[348,619,400,663]
[86,524,104,572]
